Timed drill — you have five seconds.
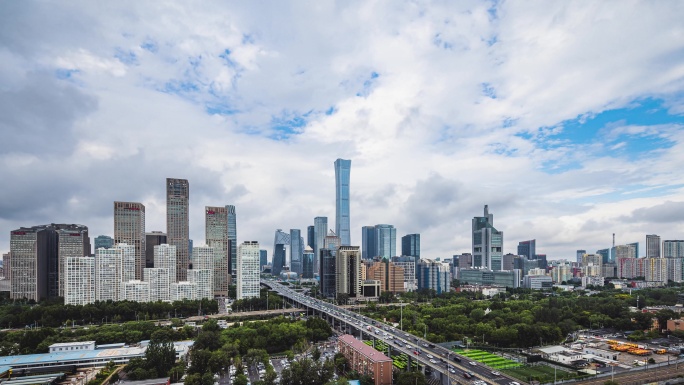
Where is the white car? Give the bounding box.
[430,359,437,363]
[469,361,477,366]
[427,354,434,359]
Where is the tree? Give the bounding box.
[143,340,176,378]
[336,293,350,305]
[312,347,321,361]
[396,371,427,385]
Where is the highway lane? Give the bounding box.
[263,279,520,385]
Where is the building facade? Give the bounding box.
[374,225,396,260]
[417,259,450,294]
[145,231,167,268]
[114,201,146,280]
[188,269,213,300]
[338,335,392,385]
[646,235,661,258]
[336,246,362,302]
[663,240,684,258]
[154,244,177,284]
[95,247,122,302]
[64,257,95,305]
[401,234,420,258]
[290,229,303,276]
[166,178,190,282]
[313,216,327,274]
[205,206,229,295]
[517,240,536,260]
[361,226,376,260]
[94,235,114,251]
[122,280,150,302]
[472,205,503,270]
[302,246,314,279]
[391,255,417,292]
[334,159,352,246]
[237,241,260,300]
[366,260,405,293]
[144,267,170,302]
[226,205,237,278]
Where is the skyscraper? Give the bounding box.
[302,246,315,279]
[166,178,189,282]
[307,226,315,248]
[336,246,361,302]
[273,229,289,276]
[94,235,114,251]
[313,216,327,274]
[417,259,450,294]
[95,247,123,302]
[320,230,341,298]
[290,229,302,276]
[227,205,237,278]
[334,159,351,246]
[375,224,396,259]
[206,206,230,296]
[260,250,268,269]
[56,225,90,297]
[10,226,51,301]
[517,240,536,260]
[401,234,420,258]
[145,231,167,268]
[663,240,684,258]
[361,226,376,260]
[646,234,661,258]
[237,241,260,300]
[119,243,136,282]
[472,205,503,270]
[576,250,586,264]
[114,201,146,280]
[64,257,95,306]
[154,244,177,284]
[144,267,170,302]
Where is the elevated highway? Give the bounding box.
[263,279,523,385]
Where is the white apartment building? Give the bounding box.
[237,241,260,300]
[95,247,122,302]
[188,269,213,300]
[551,264,572,283]
[64,257,95,305]
[668,257,684,283]
[192,246,214,271]
[122,280,150,302]
[645,257,667,283]
[171,281,197,301]
[119,243,136,282]
[144,268,170,302]
[154,244,177,284]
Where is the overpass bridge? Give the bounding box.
[262,279,524,385]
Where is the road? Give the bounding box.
[263,279,519,385]
[572,362,684,385]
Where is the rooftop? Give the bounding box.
[49,341,95,348]
[339,335,391,363]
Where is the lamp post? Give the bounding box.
[400,300,403,331]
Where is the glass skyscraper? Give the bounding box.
[361,226,376,260]
[290,229,302,275]
[334,159,351,246]
[375,224,396,259]
[227,205,237,278]
[313,217,328,274]
[401,234,420,258]
[472,205,503,270]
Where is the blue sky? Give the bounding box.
[1,1,684,259]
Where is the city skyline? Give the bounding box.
[1,2,684,260]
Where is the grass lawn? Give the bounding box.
[503,365,589,383]
[454,349,522,369]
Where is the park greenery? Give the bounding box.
[124,331,179,381]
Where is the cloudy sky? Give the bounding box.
[1,1,684,260]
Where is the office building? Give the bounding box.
[472,205,504,270]
[602,263,617,278]
[501,253,519,271]
[361,226,376,260]
[313,217,328,274]
[94,247,122,302]
[336,246,362,302]
[338,334,392,385]
[459,269,521,288]
[205,206,230,295]
[226,205,237,278]
[646,235,661,258]
[391,256,417,292]
[663,240,684,258]
[576,250,586,264]
[302,246,315,279]
[145,232,167,268]
[613,244,637,261]
[2,253,10,281]
[522,275,553,290]
[260,250,268,270]
[457,253,473,270]
[56,225,90,297]
[94,235,114,251]
[517,240,536,260]
[307,226,314,249]
[290,229,303,276]
[272,229,289,276]
[166,178,189,282]
[144,268,170,302]
[64,257,95,305]
[401,234,420,258]
[366,260,404,293]
[320,248,337,298]
[170,281,196,301]
[417,259,450,294]
[122,280,150,302]
[374,225,396,259]
[114,201,146,280]
[189,269,213,300]
[237,241,260,300]
[360,280,382,299]
[334,159,352,246]
[596,249,610,264]
[154,244,177,284]
[581,254,602,268]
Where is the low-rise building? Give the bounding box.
[338,334,392,385]
[49,341,96,353]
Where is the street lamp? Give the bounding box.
[400,300,403,331]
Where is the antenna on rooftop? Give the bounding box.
[612,233,615,248]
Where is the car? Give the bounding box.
[509,382,521,385]
[405,333,410,337]
[491,371,500,376]
[469,361,477,366]
[449,368,456,373]
[462,372,473,379]
[423,343,428,347]
[430,359,437,363]
[427,354,434,359]
[413,351,419,355]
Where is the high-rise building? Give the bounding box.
[336,246,361,302]
[94,235,114,251]
[56,225,90,297]
[205,206,229,295]
[95,247,123,302]
[313,217,328,274]
[646,235,661,258]
[154,244,177,284]
[581,254,602,267]
[121,280,150,302]
[361,226,376,260]
[367,260,405,293]
[64,257,95,306]
[375,225,396,259]
[334,159,351,246]
[237,241,260,300]
[227,205,237,278]
[307,226,315,249]
[391,256,417,292]
[302,246,315,279]
[170,282,196,301]
[576,250,586,264]
[290,229,303,276]
[320,248,337,298]
[189,269,213,300]
[114,201,146,280]
[596,249,610,264]
[668,258,684,283]
[417,259,451,294]
[517,240,536,260]
[192,246,214,271]
[145,232,167,268]
[260,250,268,270]
[401,234,420,258]
[472,205,503,270]
[2,252,10,281]
[663,240,684,258]
[144,268,170,302]
[117,243,136,282]
[644,257,667,283]
[272,229,289,276]
[166,178,189,282]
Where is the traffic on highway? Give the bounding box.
[263,279,524,385]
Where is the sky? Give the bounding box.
[1,1,684,261]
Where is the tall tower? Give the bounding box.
[56,224,90,297]
[237,241,260,300]
[166,178,189,282]
[206,206,229,296]
[401,234,420,258]
[290,229,302,276]
[361,226,376,260]
[375,224,396,259]
[114,202,145,280]
[334,159,351,246]
[226,205,237,278]
[313,216,328,274]
[646,234,661,258]
[472,205,504,270]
